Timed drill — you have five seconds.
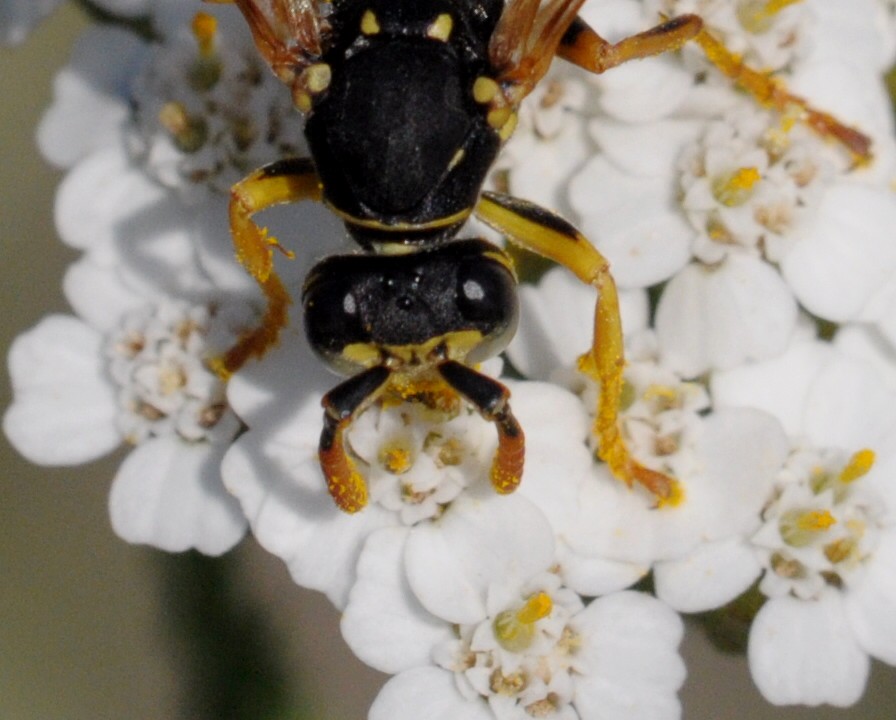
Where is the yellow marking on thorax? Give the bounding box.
[426,13,453,41]
[473,76,499,104]
[327,204,472,233]
[361,9,380,35]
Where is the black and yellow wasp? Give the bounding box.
[210,0,870,512]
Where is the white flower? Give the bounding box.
[4,257,249,554]
[672,336,896,706]
[37,3,304,201]
[222,326,592,608]
[505,268,790,595]
[494,0,896,377]
[128,7,307,199]
[341,503,685,720]
[37,25,148,167]
[654,101,896,376]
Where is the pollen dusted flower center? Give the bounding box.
[129,11,305,195]
[754,447,887,600]
[347,401,497,523]
[434,579,584,717]
[678,105,835,265]
[106,302,239,445]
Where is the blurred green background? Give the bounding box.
[2,4,896,719]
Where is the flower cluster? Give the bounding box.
[5,0,896,716]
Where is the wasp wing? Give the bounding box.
[228,0,322,80]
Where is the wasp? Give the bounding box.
[211,0,871,513]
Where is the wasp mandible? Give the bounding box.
[210,0,869,513]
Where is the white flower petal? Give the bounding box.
[36,26,145,166]
[370,667,491,720]
[654,538,763,613]
[507,267,648,380]
[589,118,702,178]
[405,492,555,624]
[4,315,118,465]
[62,257,149,332]
[342,526,452,673]
[690,408,790,541]
[558,542,647,596]
[748,592,869,706]
[573,591,685,720]
[109,436,246,554]
[782,184,896,322]
[222,425,393,607]
[834,324,896,393]
[570,156,693,288]
[844,531,896,665]
[801,355,896,450]
[594,56,693,123]
[656,254,798,377]
[711,336,832,437]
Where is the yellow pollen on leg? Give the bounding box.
[839,448,875,483]
[656,479,685,508]
[711,166,762,206]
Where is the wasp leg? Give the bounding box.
[476,192,675,500]
[437,360,525,496]
[558,14,702,74]
[216,157,323,377]
[692,28,871,163]
[320,366,392,513]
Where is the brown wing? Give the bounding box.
[489,0,588,100]
[226,0,322,81]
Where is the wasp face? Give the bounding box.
[302,239,519,375]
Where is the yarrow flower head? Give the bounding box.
[341,500,686,720]
[4,256,251,553]
[222,327,594,606]
[129,10,306,198]
[9,0,896,716]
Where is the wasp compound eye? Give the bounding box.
[454,249,518,365]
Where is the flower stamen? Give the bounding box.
[494,592,553,652]
[711,166,762,206]
[780,508,836,547]
[839,449,875,484]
